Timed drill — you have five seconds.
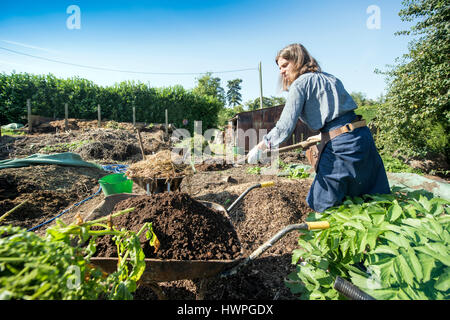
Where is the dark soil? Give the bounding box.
[94,192,241,260]
[195,161,233,172]
[0,165,107,230]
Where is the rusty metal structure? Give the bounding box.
[225,105,318,152]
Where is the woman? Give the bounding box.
[247,43,390,212]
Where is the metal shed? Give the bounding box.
[225,105,318,152]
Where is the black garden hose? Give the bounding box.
[334,276,376,300]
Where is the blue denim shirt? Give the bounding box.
[263,72,357,148]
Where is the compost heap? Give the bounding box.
[125,149,194,181]
[94,192,241,260]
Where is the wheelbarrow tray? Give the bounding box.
[86,193,244,282]
[90,256,244,282]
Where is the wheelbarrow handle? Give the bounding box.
[220,221,329,278]
[226,181,274,213]
[306,221,330,230]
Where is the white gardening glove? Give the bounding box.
[247,141,267,164]
[247,146,262,164]
[306,133,321,143]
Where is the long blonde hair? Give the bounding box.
[276,43,321,91]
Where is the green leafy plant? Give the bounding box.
[285,166,309,179]
[277,159,310,179]
[247,166,262,175]
[286,187,450,300]
[0,208,157,300]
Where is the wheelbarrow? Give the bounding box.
[87,181,330,299]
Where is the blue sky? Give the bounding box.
[0,0,414,104]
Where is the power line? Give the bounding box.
[0,46,258,75]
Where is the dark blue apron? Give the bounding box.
[306,111,391,212]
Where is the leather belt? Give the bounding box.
[305,116,367,172]
[321,118,367,144]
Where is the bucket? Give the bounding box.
[98,173,133,196]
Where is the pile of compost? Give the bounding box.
[0,165,106,231]
[94,192,241,260]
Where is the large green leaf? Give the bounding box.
[343,220,366,231]
[399,247,423,282]
[366,227,380,250]
[382,231,412,249]
[394,254,415,286]
[418,195,432,212]
[417,252,436,282]
[372,245,398,256]
[434,268,450,292]
[414,244,450,266]
[387,201,403,222]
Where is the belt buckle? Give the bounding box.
[342,123,354,133]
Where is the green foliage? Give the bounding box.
[245,96,286,111]
[285,166,310,179]
[354,105,380,124]
[226,79,243,107]
[217,104,245,128]
[277,159,310,179]
[192,72,226,107]
[286,188,450,300]
[374,0,450,161]
[0,72,222,134]
[247,166,262,175]
[0,208,156,300]
[381,153,423,174]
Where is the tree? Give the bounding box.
[374,0,449,161]
[192,72,226,106]
[245,96,286,111]
[351,92,368,107]
[217,104,245,128]
[226,79,243,107]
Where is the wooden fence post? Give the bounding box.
[64,103,68,131]
[133,106,136,127]
[165,109,168,136]
[97,104,101,128]
[27,99,32,133]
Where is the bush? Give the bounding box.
[374,0,450,162]
[0,73,222,134]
